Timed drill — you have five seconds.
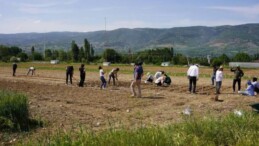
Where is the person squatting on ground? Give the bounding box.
[215,66,223,95]
[154,73,171,86]
[66,66,74,85]
[145,72,154,83]
[27,66,36,76]
[155,74,165,86]
[130,62,144,98]
[187,64,199,93]
[154,71,164,80]
[238,80,255,96]
[78,64,85,87]
[231,65,244,92]
[12,63,17,76]
[108,68,119,85]
[99,66,107,89]
[252,77,259,94]
[211,65,218,86]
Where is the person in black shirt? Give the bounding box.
[78,64,85,87]
[66,66,74,85]
[230,65,244,92]
[12,63,17,76]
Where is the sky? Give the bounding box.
[0,0,259,34]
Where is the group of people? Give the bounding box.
[65,64,120,89]
[12,62,258,99]
[12,63,36,76]
[145,71,171,86]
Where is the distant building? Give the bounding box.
[103,62,111,66]
[161,62,171,67]
[50,60,59,64]
[229,62,259,68]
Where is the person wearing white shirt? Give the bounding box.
[154,71,164,80]
[215,66,223,95]
[99,66,106,89]
[187,64,199,93]
[155,75,165,86]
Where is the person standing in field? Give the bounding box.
[215,66,223,95]
[130,62,144,98]
[99,66,107,89]
[211,65,217,86]
[78,64,86,87]
[12,63,17,76]
[66,66,74,85]
[108,68,120,86]
[230,65,244,92]
[187,64,199,94]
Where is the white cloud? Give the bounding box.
[33,20,41,24]
[0,14,2,17]
[208,4,259,18]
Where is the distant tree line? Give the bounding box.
[1,40,259,66]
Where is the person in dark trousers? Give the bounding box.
[12,63,17,76]
[108,68,120,85]
[230,65,244,92]
[78,64,85,87]
[27,67,36,76]
[187,64,199,94]
[66,66,74,85]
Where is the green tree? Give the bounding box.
[79,47,85,62]
[71,40,79,62]
[90,44,95,58]
[52,50,59,60]
[102,48,121,62]
[58,50,68,61]
[84,39,90,61]
[32,52,43,61]
[232,52,252,62]
[44,49,52,60]
[17,52,28,62]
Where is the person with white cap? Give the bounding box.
[230,65,244,92]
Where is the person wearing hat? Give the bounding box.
[215,66,223,95]
[187,64,199,93]
[108,67,120,86]
[238,80,255,96]
[230,65,244,92]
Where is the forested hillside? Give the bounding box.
[0,23,259,57]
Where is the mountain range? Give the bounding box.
[1,23,259,57]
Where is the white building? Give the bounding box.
[161,62,171,67]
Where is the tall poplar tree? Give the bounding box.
[71,40,79,62]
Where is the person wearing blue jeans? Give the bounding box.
[99,66,106,89]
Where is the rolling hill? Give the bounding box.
[0,23,259,57]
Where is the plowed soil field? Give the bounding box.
[0,63,259,140]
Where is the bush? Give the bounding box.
[0,90,42,131]
[22,112,259,146]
